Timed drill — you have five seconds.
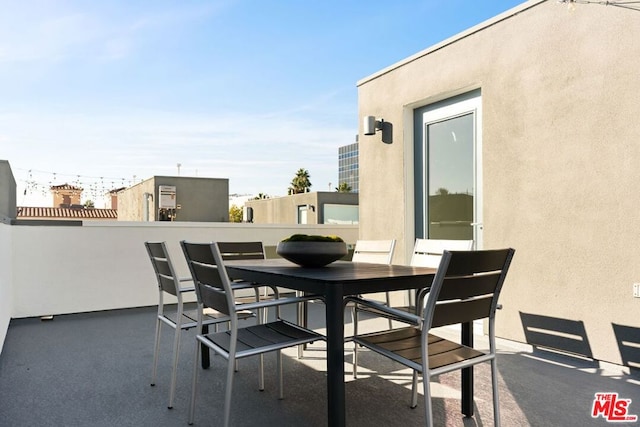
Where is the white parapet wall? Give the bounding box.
[5,221,358,321]
[0,223,12,354]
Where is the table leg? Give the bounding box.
[325,287,346,427]
[461,321,474,417]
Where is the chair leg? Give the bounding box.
[297,293,306,359]
[423,372,434,427]
[254,290,265,390]
[258,354,265,391]
[352,305,358,379]
[491,358,501,427]
[410,370,419,408]
[274,287,281,320]
[223,355,235,427]
[150,315,162,386]
[168,322,182,409]
[258,287,269,323]
[188,339,201,425]
[278,350,284,400]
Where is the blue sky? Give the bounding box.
[0,0,525,207]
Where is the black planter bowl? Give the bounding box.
[276,241,348,268]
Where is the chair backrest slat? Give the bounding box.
[432,297,493,328]
[199,283,231,316]
[437,272,504,301]
[146,241,167,259]
[157,274,179,296]
[182,241,216,264]
[444,249,511,277]
[352,240,396,264]
[217,241,265,261]
[410,239,473,268]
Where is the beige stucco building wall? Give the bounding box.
[118,176,229,222]
[245,192,358,225]
[358,0,640,368]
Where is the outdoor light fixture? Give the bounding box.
[363,116,384,136]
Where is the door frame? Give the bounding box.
[412,91,483,249]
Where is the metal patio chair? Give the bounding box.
[181,241,325,427]
[216,241,281,321]
[348,248,515,425]
[349,239,397,322]
[145,241,248,409]
[205,241,292,366]
[354,239,474,324]
[352,239,473,383]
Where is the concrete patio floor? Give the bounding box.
[1,302,639,426]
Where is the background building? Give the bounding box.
[50,183,83,208]
[338,141,359,192]
[117,176,229,222]
[244,192,358,225]
[0,161,16,224]
[10,175,117,223]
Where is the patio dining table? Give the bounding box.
[225,259,474,426]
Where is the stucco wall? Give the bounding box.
[357,0,640,367]
[246,192,358,225]
[118,176,229,222]
[0,223,11,354]
[8,222,358,319]
[117,179,155,221]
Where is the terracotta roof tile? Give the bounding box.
[17,207,117,219]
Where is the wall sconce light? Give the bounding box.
[363,115,393,144]
[306,204,316,212]
[363,116,384,136]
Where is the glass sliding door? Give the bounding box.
[414,92,482,247]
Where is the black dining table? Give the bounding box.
[225,259,474,426]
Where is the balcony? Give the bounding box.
[1,221,639,426]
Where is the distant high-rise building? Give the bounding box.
[338,141,358,192]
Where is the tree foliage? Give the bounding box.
[335,182,352,193]
[229,204,243,222]
[288,168,312,194]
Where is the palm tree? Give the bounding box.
[253,193,269,200]
[288,168,312,194]
[335,182,352,193]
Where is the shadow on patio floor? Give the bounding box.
[1,304,638,426]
